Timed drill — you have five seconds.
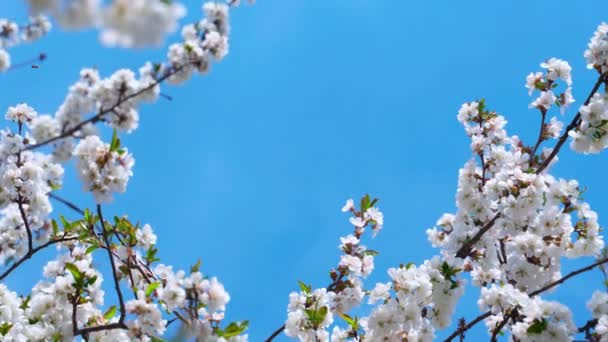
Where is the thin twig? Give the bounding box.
[97,204,127,325]
[0,234,79,280]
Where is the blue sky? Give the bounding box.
[2,1,608,340]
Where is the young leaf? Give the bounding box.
[103,305,117,320]
[65,263,82,283]
[297,280,312,294]
[146,281,161,297]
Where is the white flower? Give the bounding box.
[530,90,556,110]
[540,58,572,85]
[341,199,354,212]
[5,103,37,125]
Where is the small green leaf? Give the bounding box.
[298,280,312,294]
[146,281,161,297]
[191,259,202,273]
[0,322,13,336]
[364,249,379,256]
[110,129,120,152]
[527,318,548,334]
[65,263,82,282]
[221,320,249,338]
[51,219,59,235]
[103,305,117,320]
[338,312,354,326]
[405,262,415,270]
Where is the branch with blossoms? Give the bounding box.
[0,1,252,340]
[262,22,608,342]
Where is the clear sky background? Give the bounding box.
[2,1,608,340]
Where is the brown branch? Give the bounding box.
[49,193,85,215]
[443,312,492,342]
[536,75,606,174]
[264,324,286,342]
[531,109,547,159]
[455,213,501,259]
[16,198,34,255]
[0,234,79,280]
[97,204,127,325]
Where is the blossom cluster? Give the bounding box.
[23,0,253,48]
[284,196,384,341]
[25,0,185,48]
[0,15,51,71]
[0,104,63,263]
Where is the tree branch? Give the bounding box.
[0,234,78,281]
[24,63,187,151]
[455,213,501,259]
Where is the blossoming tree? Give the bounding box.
[2,1,608,341]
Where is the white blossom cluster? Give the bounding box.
[73,135,134,204]
[23,0,252,48]
[587,291,608,341]
[585,22,608,74]
[24,0,185,48]
[479,284,576,341]
[568,23,608,154]
[0,15,51,71]
[570,92,608,154]
[526,57,574,114]
[0,104,64,264]
[360,257,464,341]
[285,197,384,341]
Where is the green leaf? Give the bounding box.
[19,295,31,310]
[191,259,202,273]
[146,281,161,297]
[221,320,249,338]
[103,305,117,320]
[364,249,379,256]
[405,262,415,270]
[316,306,328,325]
[83,208,92,222]
[110,129,120,152]
[0,323,13,336]
[338,312,354,326]
[360,194,371,211]
[527,318,548,334]
[60,216,70,229]
[298,280,312,294]
[51,219,59,235]
[85,245,98,255]
[65,263,82,283]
